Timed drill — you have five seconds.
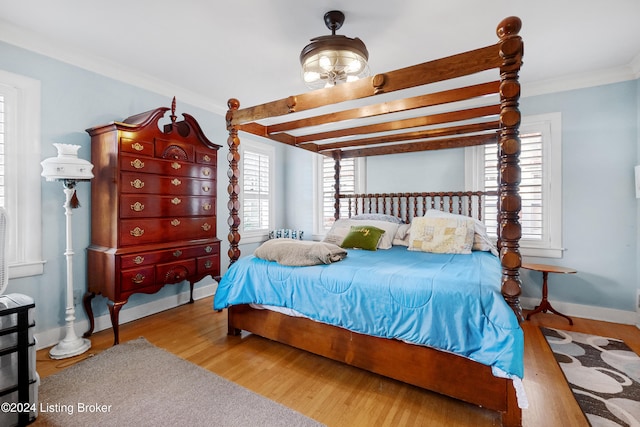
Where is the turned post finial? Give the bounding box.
[226,99,240,131]
[170,96,177,124]
[496,16,522,40]
[227,98,240,110]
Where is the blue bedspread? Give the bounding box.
[214,246,524,379]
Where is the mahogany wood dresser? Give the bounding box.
[83,101,221,344]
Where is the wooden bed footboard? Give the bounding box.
[228,304,521,427]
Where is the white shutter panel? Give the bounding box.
[484,132,543,241]
[322,157,355,229]
[0,95,5,208]
[243,150,270,231]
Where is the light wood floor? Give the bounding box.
[35,297,640,427]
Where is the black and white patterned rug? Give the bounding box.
[541,327,640,427]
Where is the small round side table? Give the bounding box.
[522,263,577,325]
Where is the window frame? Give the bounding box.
[0,69,44,278]
[465,112,563,258]
[314,155,365,237]
[239,139,274,244]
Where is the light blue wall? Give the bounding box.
[366,149,466,192]
[0,41,248,335]
[520,81,638,313]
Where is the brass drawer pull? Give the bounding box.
[131,142,144,151]
[203,154,211,162]
[202,185,210,192]
[204,260,213,269]
[132,273,145,284]
[130,227,144,237]
[202,168,211,177]
[171,162,182,170]
[171,197,181,205]
[133,256,145,265]
[130,179,145,189]
[205,246,213,253]
[203,202,212,211]
[201,223,211,231]
[173,250,182,257]
[131,202,145,212]
[131,159,145,169]
[171,178,182,186]
[171,219,181,227]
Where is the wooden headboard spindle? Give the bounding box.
[339,191,495,223]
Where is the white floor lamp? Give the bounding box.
[41,143,94,359]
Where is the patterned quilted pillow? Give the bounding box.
[408,216,475,254]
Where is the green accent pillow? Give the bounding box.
[340,225,385,251]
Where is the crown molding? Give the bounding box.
[0,20,227,116]
[630,52,640,78]
[522,60,640,98]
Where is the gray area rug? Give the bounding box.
[541,327,640,427]
[37,337,324,427]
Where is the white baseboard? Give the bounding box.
[35,288,638,350]
[35,283,216,350]
[520,297,639,326]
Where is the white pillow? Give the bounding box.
[424,209,497,255]
[350,213,404,224]
[323,218,399,250]
[392,223,412,247]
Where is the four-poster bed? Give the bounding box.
[216,16,525,426]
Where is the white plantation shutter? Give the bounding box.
[0,94,5,209]
[472,112,562,258]
[321,156,356,230]
[483,132,543,240]
[242,150,270,231]
[0,71,44,277]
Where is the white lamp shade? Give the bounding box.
[41,143,94,181]
[301,47,369,89]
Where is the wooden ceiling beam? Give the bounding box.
[266,81,500,134]
[230,44,502,125]
[316,121,500,151]
[335,133,497,158]
[237,122,319,151]
[295,105,500,144]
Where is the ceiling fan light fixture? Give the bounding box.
[300,11,370,89]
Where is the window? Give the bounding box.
[0,70,44,277]
[0,94,5,207]
[240,140,274,242]
[466,113,562,258]
[315,155,364,234]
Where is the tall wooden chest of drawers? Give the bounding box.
[84,103,221,344]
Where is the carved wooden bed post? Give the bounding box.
[496,17,524,321]
[333,151,342,220]
[226,98,242,265]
